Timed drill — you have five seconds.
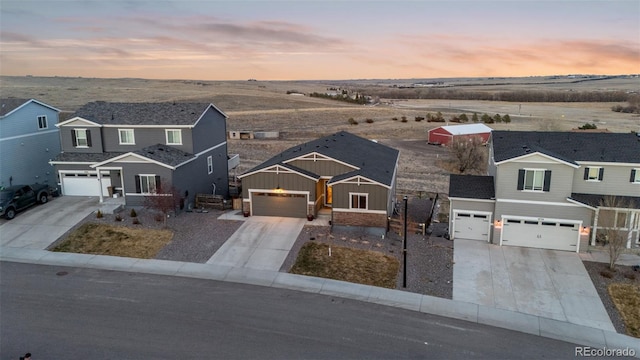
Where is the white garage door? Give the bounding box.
[453,211,491,241]
[501,216,580,252]
[62,172,111,196]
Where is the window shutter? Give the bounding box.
[134,175,141,193]
[598,168,604,181]
[71,130,77,146]
[517,169,525,190]
[631,169,636,183]
[86,130,92,147]
[155,175,162,193]
[543,170,552,192]
[583,168,589,180]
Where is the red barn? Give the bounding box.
[428,124,492,145]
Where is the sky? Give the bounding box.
[1,0,639,81]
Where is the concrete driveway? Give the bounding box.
[207,216,306,271]
[453,239,615,332]
[0,196,98,249]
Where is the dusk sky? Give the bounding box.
[1,1,639,80]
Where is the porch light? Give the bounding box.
[274,185,284,193]
[494,219,502,229]
[580,226,590,235]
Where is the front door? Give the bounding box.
[323,180,332,207]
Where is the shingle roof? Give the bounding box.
[242,131,399,186]
[53,152,125,163]
[570,193,640,209]
[0,98,30,116]
[448,175,495,199]
[72,102,221,126]
[492,131,640,163]
[133,144,195,167]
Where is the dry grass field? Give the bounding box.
[2,75,638,194]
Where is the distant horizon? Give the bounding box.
[2,1,638,81]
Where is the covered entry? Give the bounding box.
[251,191,308,218]
[501,216,580,252]
[452,210,491,241]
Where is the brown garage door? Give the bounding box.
[252,192,307,218]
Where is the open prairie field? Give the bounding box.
[2,75,638,193]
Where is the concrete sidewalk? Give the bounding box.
[206,216,306,270]
[453,239,615,332]
[1,247,638,355]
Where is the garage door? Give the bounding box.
[501,217,580,252]
[252,192,307,218]
[453,211,491,241]
[61,172,111,196]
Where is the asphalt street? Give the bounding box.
[1,262,580,359]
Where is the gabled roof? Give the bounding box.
[0,98,60,117]
[71,101,226,126]
[437,123,492,135]
[241,131,399,186]
[133,144,196,167]
[492,131,640,164]
[448,174,495,199]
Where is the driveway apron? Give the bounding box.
[453,238,615,332]
[206,216,306,271]
[0,196,97,249]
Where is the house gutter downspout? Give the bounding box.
[590,208,599,246]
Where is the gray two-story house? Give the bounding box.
[449,131,640,252]
[51,102,236,207]
[0,98,61,188]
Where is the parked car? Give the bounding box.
[0,184,50,220]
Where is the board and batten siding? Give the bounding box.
[101,127,194,153]
[331,183,388,211]
[0,102,60,187]
[494,201,593,225]
[171,148,230,203]
[287,159,355,177]
[495,159,575,202]
[572,164,640,197]
[191,107,227,154]
[241,172,316,198]
[59,125,104,153]
[117,162,173,206]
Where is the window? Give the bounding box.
[74,129,89,147]
[37,115,47,129]
[165,129,182,145]
[584,167,604,181]
[350,193,368,209]
[135,175,159,194]
[118,129,135,145]
[631,169,640,183]
[518,169,550,192]
[207,155,213,174]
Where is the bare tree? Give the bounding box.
[144,179,182,226]
[447,136,487,174]
[598,196,631,270]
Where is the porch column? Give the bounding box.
[590,208,599,246]
[96,168,104,203]
[627,211,637,249]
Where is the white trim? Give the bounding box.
[192,103,229,128]
[74,128,89,148]
[495,152,579,168]
[329,175,391,189]
[90,152,175,170]
[349,192,369,210]
[49,161,96,165]
[449,197,496,203]
[137,174,158,194]
[566,197,597,210]
[118,129,136,145]
[577,161,640,167]
[104,124,192,128]
[496,198,587,207]
[283,151,359,171]
[207,155,213,174]
[165,129,183,145]
[331,208,387,214]
[37,115,48,129]
[56,116,102,127]
[194,141,226,157]
[451,209,492,242]
[1,99,60,118]
[0,128,59,142]
[238,164,319,181]
[500,215,582,253]
[520,168,546,192]
[584,166,602,182]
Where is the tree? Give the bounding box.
[493,114,502,123]
[144,179,182,226]
[598,196,632,270]
[447,136,487,174]
[578,123,597,130]
[502,114,511,123]
[481,113,493,123]
[459,113,469,123]
[472,113,479,123]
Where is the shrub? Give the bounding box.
[115,214,123,222]
[414,116,424,122]
[624,273,636,280]
[600,270,613,278]
[130,208,137,217]
[132,217,141,225]
[392,117,398,121]
[365,118,374,123]
[154,214,164,222]
[96,210,103,218]
[401,118,408,123]
[578,123,597,130]
[348,117,358,125]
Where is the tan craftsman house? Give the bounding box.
[238,131,399,231]
[449,131,640,252]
